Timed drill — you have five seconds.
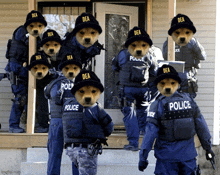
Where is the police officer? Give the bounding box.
[44,53,81,175]
[112,26,158,151]
[27,52,58,133]
[163,14,206,98]
[63,70,114,175]
[5,10,47,133]
[138,65,215,175]
[59,12,104,69]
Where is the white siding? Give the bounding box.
[152,0,216,137]
[0,3,28,130]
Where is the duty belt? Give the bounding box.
[66,143,89,148]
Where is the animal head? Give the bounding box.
[171,28,193,46]
[72,13,102,48]
[62,64,81,80]
[125,26,152,58]
[154,65,181,97]
[26,22,46,37]
[28,52,51,79]
[76,27,99,48]
[75,85,101,107]
[128,40,150,59]
[71,70,104,107]
[168,14,196,46]
[30,64,49,80]
[41,29,62,56]
[157,78,179,97]
[24,10,47,37]
[42,41,61,56]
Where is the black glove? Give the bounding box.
[138,160,149,172]
[206,149,215,162]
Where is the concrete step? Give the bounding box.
[21,148,156,175]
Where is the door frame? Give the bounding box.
[93,2,139,124]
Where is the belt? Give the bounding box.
[66,143,89,148]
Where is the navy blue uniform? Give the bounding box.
[44,75,79,175]
[112,49,157,148]
[5,25,42,132]
[163,38,206,98]
[139,91,212,175]
[59,34,103,68]
[62,98,114,175]
[5,26,29,131]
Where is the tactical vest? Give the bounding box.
[163,38,206,71]
[174,44,198,71]
[45,76,73,118]
[62,99,108,145]
[158,94,196,142]
[119,51,151,87]
[49,99,63,118]
[7,26,29,62]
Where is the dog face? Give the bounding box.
[26,22,45,37]
[42,41,61,56]
[76,27,99,48]
[30,64,49,80]
[157,78,179,97]
[128,40,150,59]
[62,64,81,80]
[75,86,101,107]
[171,28,193,46]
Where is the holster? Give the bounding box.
[87,139,103,156]
[9,72,17,85]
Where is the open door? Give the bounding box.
[94,3,138,125]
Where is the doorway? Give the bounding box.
[94,3,139,124]
[38,1,145,125]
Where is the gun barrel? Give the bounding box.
[210,160,216,170]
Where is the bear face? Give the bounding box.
[171,27,193,46]
[75,86,101,107]
[26,22,45,37]
[128,40,150,59]
[62,64,81,80]
[75,27,99,48]
[157,78,179,97]
[30,64,49,80]
[42,41,61,57]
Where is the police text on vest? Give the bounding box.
[61,83,73,90]
[64,104,79,111]
[169,101,191,111]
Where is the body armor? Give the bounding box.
[7,26,28,62]
[112,49,156,87]
[157,93,196,142]
[44,75,74,118]
[62,99,112,146]
[163,37,206,70]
